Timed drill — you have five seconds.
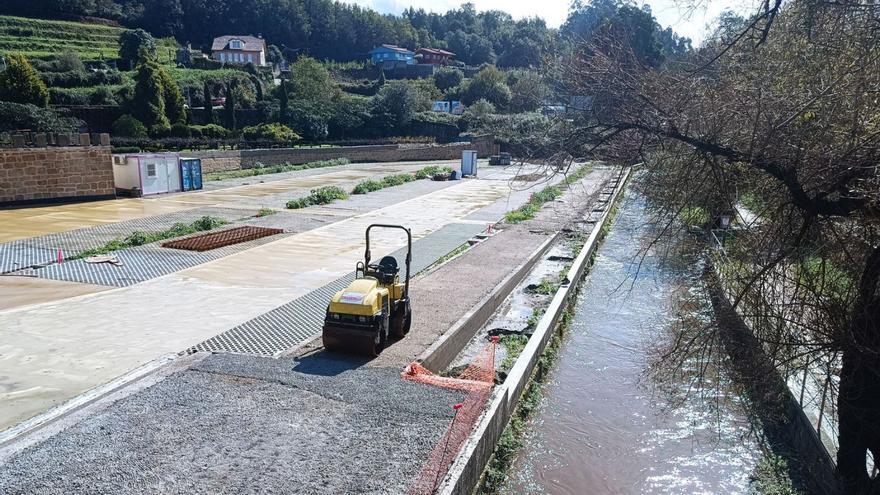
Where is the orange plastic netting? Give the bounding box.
[402,337,498,495]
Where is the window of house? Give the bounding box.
[247,53,253,63]
[146,163,157,178]
[219,52,225,62]
[230,39,243,49]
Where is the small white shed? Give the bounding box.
[112,153,181,196]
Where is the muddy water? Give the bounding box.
[503,192,760,494]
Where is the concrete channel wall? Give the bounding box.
[709,260,841,495]
[438,168,630,495]
[190,137,500,173]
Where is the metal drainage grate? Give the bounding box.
[163,226,284,252]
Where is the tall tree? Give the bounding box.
[0,54,49,107]
[565,1,880,491]
[119,29,157,70]
[130,51,169,133]
[277,79,288,122]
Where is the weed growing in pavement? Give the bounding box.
[72,216,228,259]
[257,207,278,217]
[504,186,562,223]
[499,334,530,372]
[525,307,545,329]
[286,186,349,209]
[381,174,416,187]
[415,165,453,179]
[351,180,384,194]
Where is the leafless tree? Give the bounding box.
[563,1,880,492]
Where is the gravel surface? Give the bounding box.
[0,352,463,495]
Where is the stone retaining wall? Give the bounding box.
[0,146,115,206]
[189,137,499,173]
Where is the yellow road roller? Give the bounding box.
[322,224,412,356]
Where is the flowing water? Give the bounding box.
[502,191,761,494]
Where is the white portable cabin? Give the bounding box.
[112,153,181,196]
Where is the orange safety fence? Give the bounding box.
[402,337,498,495]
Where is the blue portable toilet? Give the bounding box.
[179,158,203,191]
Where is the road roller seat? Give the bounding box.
[377,256,399,284]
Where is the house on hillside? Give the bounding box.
[369,45,415,69]
[211,35,267,66]
[415,48,454,65]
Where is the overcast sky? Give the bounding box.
[342,0,756,45]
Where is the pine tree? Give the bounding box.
[0,53,49,107]
[224,81,237,130]
[203,81,213,124]
[131,51,169,133]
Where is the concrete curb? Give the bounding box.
[438,166,630,495]
[417,234,558,372]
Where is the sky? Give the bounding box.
[343,0,755,45]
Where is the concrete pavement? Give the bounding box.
[0,163,544,432]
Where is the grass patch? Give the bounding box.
[505,186,562,223]
[72,216,227,259]
[286,186,348,209]
[504,163,595,224]
[381,174,416,187]
[0,15,124,60]
[256,207,278,217]
[525,307,545,329]
[205,158,350,181]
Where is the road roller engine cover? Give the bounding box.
[322,224,412,356]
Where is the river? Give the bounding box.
[501,191,762,494]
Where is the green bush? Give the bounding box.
[0,101,83,133]
[188,124,231,139]
[381,174,415,187]
[242,122,301,142]
[112,114,148,138]
[0,53,49,107]
[286,186,348,209]
[169,122,191,138]
[351,180,383,194]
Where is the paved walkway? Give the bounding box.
[0,165,536,432]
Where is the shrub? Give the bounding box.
[242,123,301,142]
[433,67,464,91]
[381,174,416,187]
[0,54,49,107]
[189,124,231,139]
[169,122,191,138]
[351,180,383,195]
[112,114,148,138]
[286,186,348,209]
[0,102,80,133]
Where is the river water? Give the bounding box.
[502,191,761,494]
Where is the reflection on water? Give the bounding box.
[502,192,760,494]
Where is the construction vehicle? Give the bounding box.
[322,224,412,356]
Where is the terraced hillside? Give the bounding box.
[0,15,123,60]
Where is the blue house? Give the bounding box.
[369,44,415,69]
